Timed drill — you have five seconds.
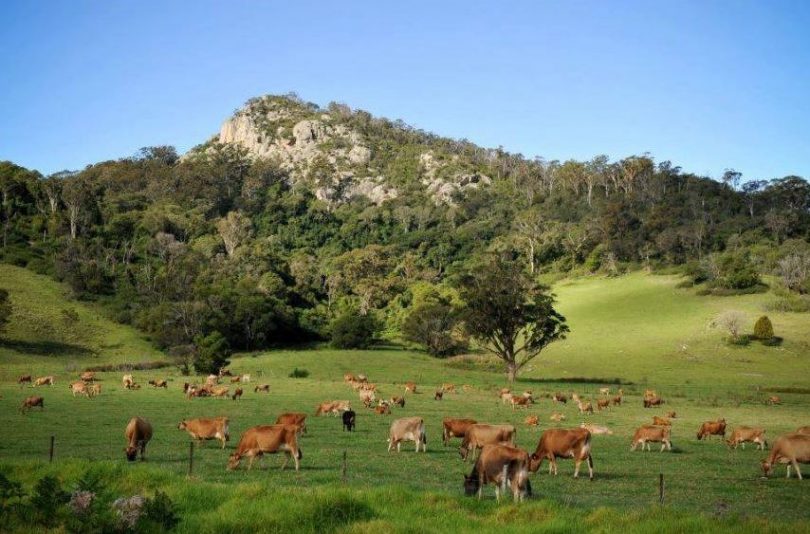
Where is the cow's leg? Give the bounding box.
[397,442,401,453]
[792,460,802,480]
[742,442,746,450]
[573,458,581,478]
[786,464,792,479]
[587,454,594,480]
[387,439,393,453]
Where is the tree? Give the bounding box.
[403,301,466,357]
[710,310,746,341]
[193,331,231,374]
[777,253,810,294]
[0,289,11,336]
[753,316,774,340]
[457,256,568,383]
[216,211,252,257]
[330,311,378,349]
[61,178,93,240]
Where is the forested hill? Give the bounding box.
[1,93,809,362]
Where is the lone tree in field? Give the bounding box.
[710,310,747,341]
[753,315,774,340]
[457,256,569,383]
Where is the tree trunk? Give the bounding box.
[506,361,517,384]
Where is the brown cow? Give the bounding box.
[577,400,594,415]
[80,371,95,382]
[343,373,356,383]
[652,416,671,426]
[122,374,135,389]
[87,383,102,398]
[459,424,516,462]
[612,391,623,406]
[356,374,368,383]
[643,396,664,408]
[20,396,44,413]
[761,433,810,479]
[510,395,531,410]
[525,415,539,426]
[69,381,88,397]
[442,418,478,446]
[597,398,610,411]
[375,404,392,415]
[768,395,781,405]
[387,417,426,452]
[727,426,767,450]
[315,400,350,416]
[697,419,726,440]
[442,383,456,394]
[550,413,566,423]
[124,417,153,461]
[434,390,444,401]
[631,425,672,452]
[218,368,232,377]
[275,413,308,434]
[599,387,611,396]
[178,417,230,448]
[18,375,32,385]
[404,382,417,393]
[580,423,612,435]
[34,376,54,386]
[390,396,405,408]
[227,425,302,471]
[148,379,168,389]
[232,387,243,400]
[210,385,230,398]
[552,392,568,404]
[464,444,532,502]
[528,428,594,479]
[254,384,270,393]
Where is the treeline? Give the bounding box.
[1,96,808,366]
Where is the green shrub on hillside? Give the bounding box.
[193,331,231,374]
[753,316,774,340]
[330,312,379,349]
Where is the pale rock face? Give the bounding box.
[419,151,491,205]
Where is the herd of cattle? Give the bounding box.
[13,369,810,502]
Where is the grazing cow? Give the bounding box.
[87,383,102,398]
[218,368,232,377]
[571,393,580,403]
[631,425,672,452]
[667,411,677,419]
[643,396,664,408]
[254,384,270,393]
[230,375,242,384]
[612,391,623,406]
[148,379,168,389]
[80,371,95,382]
[315,401,350,416]
[275,412,308,434]
[652,416,671,426]
[464,444,532,502]
[768,395,781,405]
[232,387,243,401]
[343,373,356,383]
[205,374,219,387]
[375,404,392,415]
[34,376,54,387]
[342,410,356,431]
[20,396,44,413]
[210,386,230,399]
[356,374,368,383]
[124,417,153,461]
[500,391,514,405]
[442,383,456,394]
[525,416,539,427]
[577,400,594,415]
[442,418,478,447]
[528,428,594,479]
[644,389,657,399]
[727,426,767,450]
[122,374,134,389]
[761,433,810,479]
[178,417,230,448]
[795,426,810,436]
[697,419,727,440]
[359,389,376,407]
[390,396,405,408]
[550,413,566,423]
[18,375,32,385]
[459,424,516,462]
[510,395,531,410]
[599,387,610,396]
[228,425,302,471]
[404,382,417,394]
[597,399,610,411]
[69,381,88,397]
[388,417,427,453]
[434,390,444,401]
[552,393,568,404]
[580,423,612,435]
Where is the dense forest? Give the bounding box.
[1,94,809,370]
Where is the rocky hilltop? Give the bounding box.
[192,94,491,206]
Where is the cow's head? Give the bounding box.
[463,474,479,496]
[178,421,188,430]
[226,453,241,470]
[125,447,138,461]
[528,453,543,472]
[761,458,773,476]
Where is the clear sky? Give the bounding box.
[1,1,808,181]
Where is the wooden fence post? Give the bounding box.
[659,473,665,504]
[188,442,195,476]
[342,450,347,482]
[49,435,55,463]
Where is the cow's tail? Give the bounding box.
[297,448,303,460]
[420,421,427,444]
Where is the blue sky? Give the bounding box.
[1,1,808,181]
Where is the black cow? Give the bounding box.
[342,409,356,432]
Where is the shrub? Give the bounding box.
[330,312,379,349]
[753,316,774,340]
[402,302,467,357]
[709,310,747,342]
[193,331,231,375]
[141,491,180,531]
[289,367,310,378]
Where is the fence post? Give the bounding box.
[342,450,347,482]
[188,442,195,476]
[49,435,55,463]
[659,473,665,504]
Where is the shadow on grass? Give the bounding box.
[518,377,634,386]
[0,338,95,357]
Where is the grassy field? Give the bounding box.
[1,266,809,532]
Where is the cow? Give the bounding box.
[240,374,251,383]
[34,376,54,387]
[510,395,531,410]
[205,374,219,387]
[387,417,427,452]
[552,393,568,404]
[342,410,356,431]
[375,404,392,415]
[652,416,671,426]
[122,374,135,389]
[254,384,270,393]
[442,383,456,394]
[232,387,243,401]
[643,396,664,408]
[697,419,727,440]
[796,426,810,436]
[599,387,610,396]
[275,412,308,434]
[631,425,672,452]
[390,396,406,408]
[571,393,580,403]
[228,425,302,471]
[577,400,594,415]
[87,383,102,398]
[612,391,623,406]
[464,444,532,502]
[80,371,95,382]
[550,413,566,423]
[528,428,594,479]
[356,374,368,383]
[210,386,230,399]
[18,375,32,385]
[580,423,612,435]
[148,379,168,389]
[20,396,44,413]
[459,424,516,462]
[597,399,610,411]
[124,417,153,461]
[404,382,417,394]
[178,417,230,448]
[315,401,350,416]
[230,375,242,384]
[69,381,88,397]
[768,395,781,405]
[359,389,376,407]
[343,373,356,383]
[525,415,539,426]
[442,418,478,447]
[727,426,767,450]
[644,389,657,399]
[667,411,677,419]
[434,390,444,401]
[500,391,514,405]
[218,368,232,377]
[761,433,810,479]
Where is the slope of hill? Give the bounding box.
[0,264,165,378]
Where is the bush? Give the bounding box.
[402,302,467,357]
[753,316,774,340]
[193,331,231,375]
[330,312,379,349]
[289,367,310,378]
